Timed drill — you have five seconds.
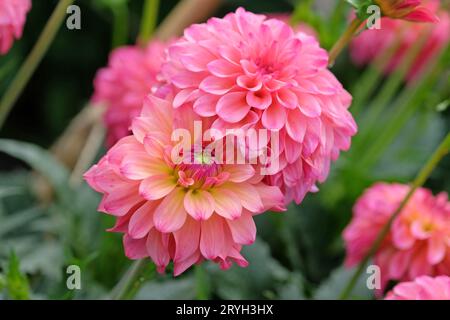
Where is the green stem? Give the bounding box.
[109,259,151,300]
[195,265,209,300]
[339,132,450,300]
[350,30,430,156]
[138,0,160,45]
[328,17,363,67]
[111,2,129,48]
[0,0,75,129]
[358,45,448,169]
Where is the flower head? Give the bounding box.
[161,8,357,204]
[350,2,449,82]
[344,183,450,291]
[84,93,285,275]
[0,0,31,54]
[386,275,450,300]
[374,0,439,22]
[92,41,167,146]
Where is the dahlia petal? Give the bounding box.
[246,90,272,110]
[298,94,321,117]
[211,189,243,219]
[193,95,220,117]
[216,92,250,123]
[428,236,446,265]
[184,189,215,220]
[286,109,307,143]
[139,174,177,201]
[262,103,286,130]
[146,229,170,273]
[173,216,201,262]
[277,89,298,109]
[153,188,187,232]
[224,183,264,213]
[207,59,241,77]
[124,234,148,259]
[226,212,256,245]
[200,76,235,94]
[224,164,255,183]
[200,215,230,259]
[128,201,157,239]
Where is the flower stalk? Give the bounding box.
[109,259,153,300]
[328,17,363,67]
[340,132,450,299]
[139,0,160,44]
[0,0,75,129]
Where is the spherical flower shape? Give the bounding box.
[92,41,166,146]
[374,0,439,22]
[344,183,450,291]
[386,275,450,300]
[0,0,31,54]
[84,93,286,275]
[350,1,449,82]
[161,8,357,204]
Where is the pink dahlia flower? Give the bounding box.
[374,0,439,22]
[386,275,450,300]
[161,8,357,204]
[344,183,450,291]
[0,0,31,54]
[350,1,449,82]
[92,41,167,146]
[84,93,286,275]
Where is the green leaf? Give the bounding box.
[6,252,30,300]
[0,139,71,204]
[135,276,196,300]
[207,238,289,299]
[314,266,373,300]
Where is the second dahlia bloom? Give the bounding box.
[344,183,450,291]
[374,0,439,22]
[162,8,357,204]
[386,275,450,300]
[0,0,31,54]
[84,93,286,275]
[92,41,166,146]
[350,1,450,82]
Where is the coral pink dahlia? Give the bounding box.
[386,275,450,300]
[161,8,357,204]
[92,41,166,146]
[350,1,449,82]
[344,183,450,291]
[0,0,31,54]
[84,93,286,275]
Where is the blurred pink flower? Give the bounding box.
[386,275,450,300]
[374,0,439,22]
[0,0,31,54]
[161,7,357,204]
[344,183,450,291]
[350,1,449,82]
[84,93,285,275]
[92,41,167,146]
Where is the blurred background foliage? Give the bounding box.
[0,0,449,300]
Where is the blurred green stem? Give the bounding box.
[340,132,450,300]
[109,259,151,300]
[195,265,209,300]
[350,30,430,156]
[328,17,362,67]
[358,45,448,169]
[0,0,75,130]
[111,2,129,48]
[139,0,160,44]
